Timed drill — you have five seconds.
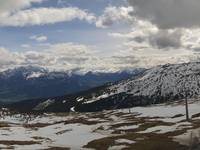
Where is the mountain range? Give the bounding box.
[0,66,144,103]
[8,62,200,112]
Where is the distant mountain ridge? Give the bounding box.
[8,62,200,112]
[0,66,145,103]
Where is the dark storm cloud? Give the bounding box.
[149,30,182,49]
[128,0,200,29]
[112,55,139,64]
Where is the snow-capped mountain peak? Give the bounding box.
[26,72,46,80]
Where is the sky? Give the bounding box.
[1,0,200,73]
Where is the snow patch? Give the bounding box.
[26,72,44,79]
[33,99,55,111]
[115,139,136,144]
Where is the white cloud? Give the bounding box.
[0,47,23,68]
[0,7,96,27]
[0,43,101,72]
[0,2,135,28]
[96,6,134,28]
[106,17,200,68]
[104,1,200,58]
[0,0,43,15]
[0,42,200,73]
[0,1,200,72]
[21,44,31,48]
[30,35,48,42]
[111,42,200,69]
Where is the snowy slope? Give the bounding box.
[112,62,200,98]
[74,62,200,111]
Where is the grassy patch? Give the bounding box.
[23,123,52,128]
[32,136,52,142]
[0,122,10,128]
[171,114,184,118]
[44,147,70,150]
[192,113,200,119]
[0,140,40,145]
[84,132,188,150]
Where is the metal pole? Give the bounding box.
[185,70,190,121]
[185,95,189,121]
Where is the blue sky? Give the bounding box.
[0,0,127,52]
[0,0,199,73]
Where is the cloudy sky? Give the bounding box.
[1,0,200,73]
